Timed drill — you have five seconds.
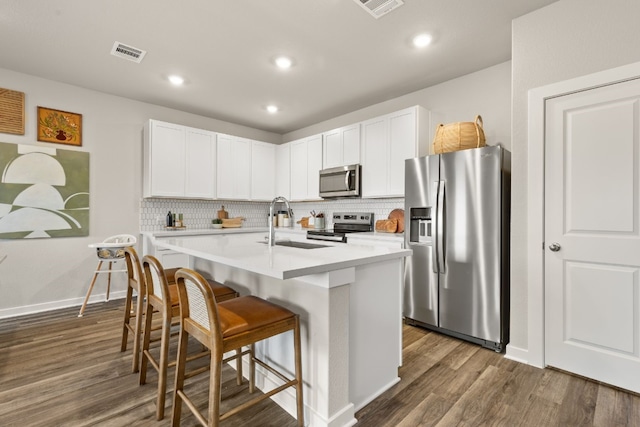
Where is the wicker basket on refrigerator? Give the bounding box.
[432,115,486,154]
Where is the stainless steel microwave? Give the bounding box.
[319,164,361,198]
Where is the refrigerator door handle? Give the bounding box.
[432,181,440,274]
[436,180,446,273]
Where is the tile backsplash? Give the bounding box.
[140,198,404,231]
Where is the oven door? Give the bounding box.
[319,164,361,198]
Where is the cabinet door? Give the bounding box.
[251,140,275,201]
[388,109,416,196]
[275,143,291,199]
[216,134,234,199]
[361,117,388,198]
[323,124,360,168]
[342,124,361,165]
[233,138,252,200]
[306,135,323,200]
[290,139,308,201]
[148,121,186,197]
[217,135,251,200]
[185,127,216,199]
[323,129,342,168]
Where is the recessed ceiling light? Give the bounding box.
[168,75,184,86]
[266,105,279,114]
[412,33,432,48]
[274,56,293,69]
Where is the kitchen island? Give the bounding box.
[152,231,411,427]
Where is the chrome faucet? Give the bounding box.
[268,196,292,246]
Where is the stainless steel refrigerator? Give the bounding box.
[404,145,510,352]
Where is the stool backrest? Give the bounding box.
[124,246,144,293]
[142,255,171,303]
[174,268,224,347]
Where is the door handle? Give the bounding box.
[436,180,445,273]
[549,243,561,252]
[431,181,440,274]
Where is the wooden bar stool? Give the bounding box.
[78,234,137,317]
[139,255,239,420]
[171,268,304,427]
[121,246,180,373]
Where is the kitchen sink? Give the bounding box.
[259,240,329,249]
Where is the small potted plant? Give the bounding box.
[211,218,223,229]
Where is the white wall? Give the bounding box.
[284,61,512,152]
[0,68,280,317]
[510,0,640,357]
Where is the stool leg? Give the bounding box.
[131,289,144,373]
[208,347,224,427]
[294,317,304,427]
[78,261,103,317]
[156,310,172,420]
[236,348,243,385]
[249,344,256,393]
[172,327,190,427]
[121,284,134,352]
[105,261,113,301]
[139,298,154,386]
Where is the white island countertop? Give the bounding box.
[154,232,411,280]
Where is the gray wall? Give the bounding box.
[0,61,512,317]
[0,68,279,317]
[510,0,640,355]
[284,61,512,151]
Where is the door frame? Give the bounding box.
[526,60,640,368]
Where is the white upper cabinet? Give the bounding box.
[216,134,251,200]
[251,140,276,201]
[275,143,291,199]
[143,119,216,199]
[185,126,216,199]
[361,106,430,198]
[290,134,323,201]
[322,123,360,169]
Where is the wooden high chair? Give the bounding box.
[78,234,137,317]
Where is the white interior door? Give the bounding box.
[544,77,640,393]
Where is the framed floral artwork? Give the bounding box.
[37,106,82,146]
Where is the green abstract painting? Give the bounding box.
[0,141,89,239]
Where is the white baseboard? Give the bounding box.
[505,343,530,365]
[0,291,126,319]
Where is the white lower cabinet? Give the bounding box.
[156,247,190,269]
[142,235,192,269]
[347,234,404,249]
[361,106,430,198]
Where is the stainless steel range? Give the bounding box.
[307,212,374,243]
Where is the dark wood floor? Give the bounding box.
[1,300,639,426]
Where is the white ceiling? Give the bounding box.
[0,0,557,134]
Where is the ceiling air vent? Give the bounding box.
[356,0,404,19]
[110,41,147,63]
